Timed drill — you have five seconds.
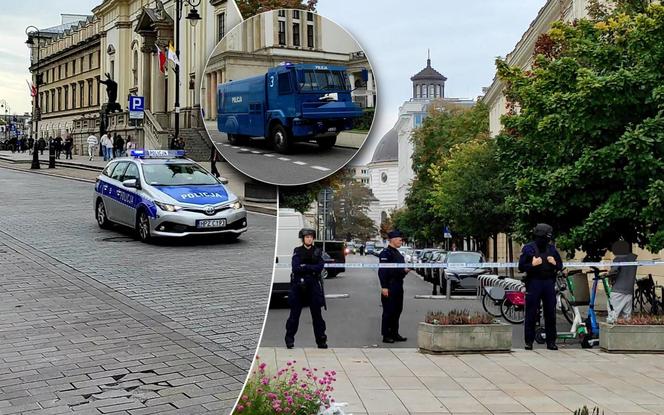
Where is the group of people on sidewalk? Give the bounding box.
[85,133,135,161]
[6,136,74,159]
[284,224,639,351]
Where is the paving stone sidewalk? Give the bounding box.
[259,347,664,415]
[0,233,246,414]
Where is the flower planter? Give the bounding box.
[417,322,512,354]
[599,322,664,353]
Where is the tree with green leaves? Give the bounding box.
[331,176,377,241]
[428,137,512,257]
[396,102,490,246]
[236,0,317,19]
[495,0,664,258]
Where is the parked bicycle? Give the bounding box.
[633,274,664,315]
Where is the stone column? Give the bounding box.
[141,45,153,109]
[205,72,212,120]
[367,71,375,108]
[211,71,217,121]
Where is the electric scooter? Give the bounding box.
[581,267,613,348]
[535,270,589,345]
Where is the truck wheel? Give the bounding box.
[228,134,245,145]
[271,124,291,153]
[316,135,337,150]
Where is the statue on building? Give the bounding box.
[98,73,122,113]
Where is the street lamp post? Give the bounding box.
[25,25,42,169]
[172,0,201,149]
[0,100,9,142]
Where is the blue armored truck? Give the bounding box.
[216,63,364,153]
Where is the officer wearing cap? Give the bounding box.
[519,223,563,350]
[378,230,410,343]
[285,228,328,349]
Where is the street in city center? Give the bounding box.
[206,121,362,186]
[262,254,589,350]
[0,167,275,413]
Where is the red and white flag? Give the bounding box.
[26,79,36,97]
[156,45,167,74]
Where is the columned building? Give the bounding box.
[366,127,398,232]
[394,56,474,208]
[202,9,375,121]
[27,15,102,152]
[28,1,242,156]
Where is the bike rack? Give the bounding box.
[478,275,524,298]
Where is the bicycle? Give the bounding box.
[633,274,664,315]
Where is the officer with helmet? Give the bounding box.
[285,228,328,349]
[519,223,563,350]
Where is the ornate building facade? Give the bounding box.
[28,0,242,156]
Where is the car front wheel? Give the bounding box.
[136,210,152,243]
[96,199,111,229]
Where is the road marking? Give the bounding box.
[325,294,350,299]
[250,150,262,154]
[311,165,330,171]
[278,157,290,161]
[264,154,275,157]
[414,295,479,300]
[240,148,249,152]
[222,144,230,147]
[231,146,239,149]
[293,161,307,166]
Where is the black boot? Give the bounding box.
[382,336,395,344]
[525,342,533,350]
[394,334,408,342]
[547,343,558,351]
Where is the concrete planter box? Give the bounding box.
[600,322,664,353]
[418,322,512,354]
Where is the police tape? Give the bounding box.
[274,260,664,269]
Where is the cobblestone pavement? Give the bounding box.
[0,168,276,414]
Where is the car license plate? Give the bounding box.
[196,219,226,228]
[327,127,337,132]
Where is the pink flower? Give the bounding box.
[258,363,267,372]
[261,377,270,385]
[236,405,244,412]
[242,395,248,401]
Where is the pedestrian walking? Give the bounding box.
[519,223,563,351]
[125,136,136,156]
[16,137,23,153]
[38,137,46,155]
[114,134,124,158]
[27,138,34,155]
[285,228,328,350]
[100,133,113,161]
[378,230,410,343]
[607,240,637,323]
[86,134,98,161]
[210,147,220,178]
[54,136,63,159]
[64,135,73,159]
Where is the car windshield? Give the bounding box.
[446,252,482,265]
[142,163,218,186]
[297,69,350,92]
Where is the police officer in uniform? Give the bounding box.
[379,230,410,343]
[285,228,328,349]
[519,223,563,350]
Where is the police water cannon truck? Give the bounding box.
[217,63,364,153]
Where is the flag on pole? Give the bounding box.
[156,45,167,74]
[167,42,179,67]
[26,79,36,97]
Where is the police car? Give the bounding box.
[93,149,247,242]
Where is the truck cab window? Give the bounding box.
[278,72,292,95]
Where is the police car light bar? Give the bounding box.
[278,61,294,67]
[130,149,186,159]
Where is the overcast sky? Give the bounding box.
[1,0,545,163]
